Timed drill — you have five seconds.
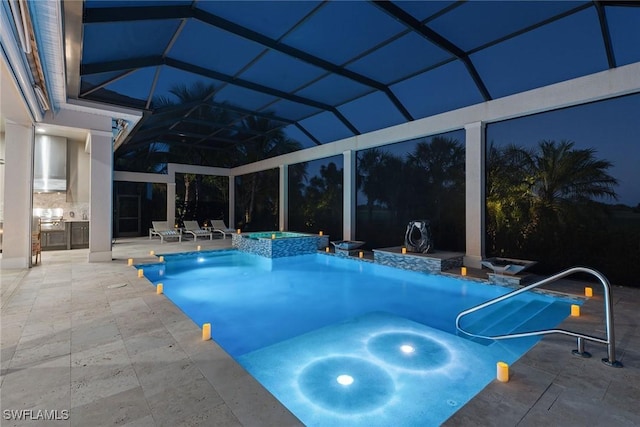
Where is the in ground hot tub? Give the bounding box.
[232,231,329,258]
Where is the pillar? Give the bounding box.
[228,175,235,229]
[166,182,176,228]
[343,150,356,241]
[464,122,486,268]
[279,165,288,231]
[1,122,33,269]
[88,130,114,262]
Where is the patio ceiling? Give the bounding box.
[70,0,640,166]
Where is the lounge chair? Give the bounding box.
[151,221,182,243]
[183,220,213,241]
[210,220,235,239]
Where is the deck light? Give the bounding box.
[158,256,164,262]
[325,247,330,253]
[127,258,133,266]
[237,229,241,234]
[497,361,509,382]
[149,250,154,256]
[585,287,593,297]
[202,323,211,340]
[336,375,354,386]
[319,230,323,236]
[359,251,364,258]
[137,268,144,278]
[571,304,580,317]
[197,245,201,251]
[156,283,163,294]
[461,267,467,276]
[401,247,407,254]
[271,233,276,239]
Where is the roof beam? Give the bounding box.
[80,69,137,97]
[84,4,413,121]
[295,123,322,146]
[191,8,413,121]
[182,117,259,136]
[371,0,492,101]
[83,55,360,135]
[594,1,616,69]
[165,58,361,135]
[81,56,163,75]
[83,5,192,23]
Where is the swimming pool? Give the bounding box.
[140,250,578,426]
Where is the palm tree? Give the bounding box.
[528,140,618,224]
[234,116,303,227]
[486,139,618,266]
[407,137,465,235]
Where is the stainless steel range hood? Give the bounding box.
[34,134,67,192]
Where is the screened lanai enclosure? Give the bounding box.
[56,0,640,286]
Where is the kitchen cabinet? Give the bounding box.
[41,229,68,251]
[70,222,90,249]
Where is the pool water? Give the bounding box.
[140,250,577,426]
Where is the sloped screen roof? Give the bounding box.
[77,0,640,167]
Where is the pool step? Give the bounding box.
[461,300,527,334]
[461,299,553,344]
[478,300,550,336]
[510,301,570,334]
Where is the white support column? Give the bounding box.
[1,122,33,269]
[464,122,486,268]
[228,175,235,229]
[279,165,288,231]
[88,131,114,262]
[166,182,176,227]
[343,150,356,241]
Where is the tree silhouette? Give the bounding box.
[234,116,304,227]
[487,139,619,271]
[356,136,465,250]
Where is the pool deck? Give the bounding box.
[1,237,639,426]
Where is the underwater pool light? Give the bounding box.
[336,374,354,386]
[400,345,415,354]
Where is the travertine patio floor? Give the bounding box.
[1,237,638,426]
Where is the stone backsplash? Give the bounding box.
[33,192,89,220]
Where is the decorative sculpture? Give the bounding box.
[404,220,433,253]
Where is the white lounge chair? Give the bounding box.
[151,221,182,243]
[210,220,235,239]
[183,220,213,241]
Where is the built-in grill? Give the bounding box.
[34,208,65,230]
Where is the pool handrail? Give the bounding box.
[455,266,622,367]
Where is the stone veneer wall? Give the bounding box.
[373,250,463,274]
[487,273,525,287]
[232,234,329,258]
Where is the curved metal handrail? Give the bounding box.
[455,266,622,367]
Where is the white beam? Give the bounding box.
[114,171,171,184]
[1,122,33,269]
[343,150,356,241]
[279,165,288,231]
[88,130,113,262]
[167,182,176,228]
[464,122,486,268]
[230,61,640,176]
[228,176,235,229]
